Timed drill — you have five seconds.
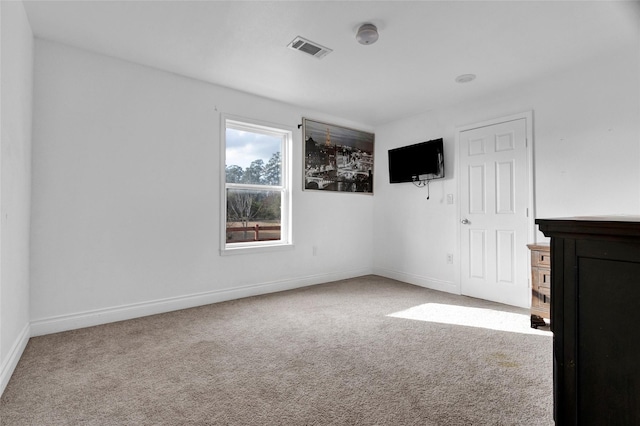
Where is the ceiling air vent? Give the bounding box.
[287,36,332,59]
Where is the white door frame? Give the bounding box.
[454,111,535,303]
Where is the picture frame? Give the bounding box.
[302,118,374,194]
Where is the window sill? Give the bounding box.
[220,242,294,256]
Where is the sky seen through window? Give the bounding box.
[226,129,281,169]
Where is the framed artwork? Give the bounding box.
[302,118,374,194]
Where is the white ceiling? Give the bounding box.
[22,1,640,127]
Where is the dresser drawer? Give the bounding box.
[532,250,551,267]
[533,283,551,308]
[534,268,551,289]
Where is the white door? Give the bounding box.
[459,117,531,307]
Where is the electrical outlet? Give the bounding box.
[447,253,453,264]
[447,194,454,204]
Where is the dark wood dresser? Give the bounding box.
[528,243,551,328]
[536,216,640,425]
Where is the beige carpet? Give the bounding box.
[1,276,553,425]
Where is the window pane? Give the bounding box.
[225,128,281,185]
[226,188,282,243]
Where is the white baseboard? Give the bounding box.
[0,322,30,397]
[30,268,372,337]
[373,267,459,295]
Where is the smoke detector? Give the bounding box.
[287,36,332,59]
[356,23,379,45]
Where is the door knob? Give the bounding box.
[461,218,470,225]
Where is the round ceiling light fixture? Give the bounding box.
[455,74,477,83]
[356,23,379,45]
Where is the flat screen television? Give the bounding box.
[388,138,444,183]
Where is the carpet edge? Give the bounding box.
[0,322,30,397]
[29,268,373,337]
[373,267,459,294]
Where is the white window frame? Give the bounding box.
[220,114,293,255]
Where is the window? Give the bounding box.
[221,116,292,253]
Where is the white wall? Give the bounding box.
[371,114,459,293]
[0,1,33,395]
[30,40,374,335]
[373,42,640,293]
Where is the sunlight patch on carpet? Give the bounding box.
[387,303,551,336]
